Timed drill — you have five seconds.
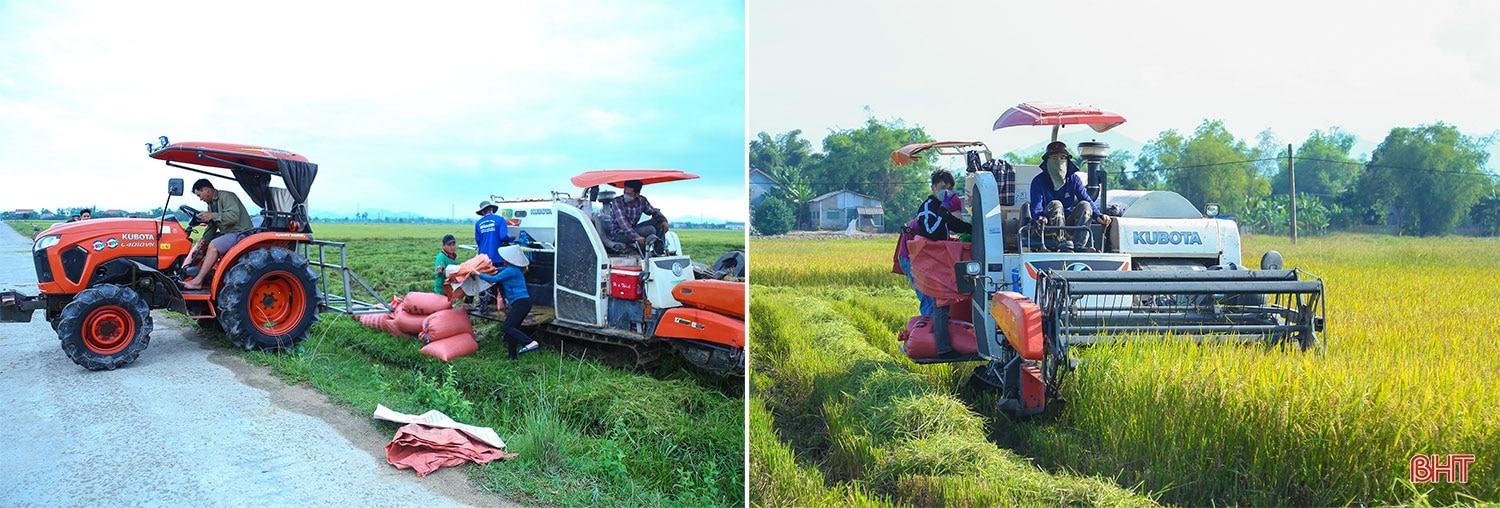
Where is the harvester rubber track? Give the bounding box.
[534,323,666,372]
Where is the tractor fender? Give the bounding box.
[204,231,311,290]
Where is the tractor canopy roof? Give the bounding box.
[992,102,1127,133]
[891,140,990,166]
[148,139,318,213]
[570,169,699,189]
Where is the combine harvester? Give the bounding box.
[472,170,746,376]
[892,103,1325,416]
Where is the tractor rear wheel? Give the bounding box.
[57,284,152,370]
[217,247,320,352]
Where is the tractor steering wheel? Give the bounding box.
[178,204,209,228]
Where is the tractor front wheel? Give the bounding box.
[218,247,320,351]
[57,284,152,370]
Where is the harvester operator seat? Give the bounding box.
[595,191,630,254]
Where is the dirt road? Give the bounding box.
[0,226,518,507]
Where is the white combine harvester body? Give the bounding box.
[476,172,745,375]
[983,165,1242,298]
[893,103,1326,417]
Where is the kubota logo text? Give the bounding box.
[1132,231,1203,245]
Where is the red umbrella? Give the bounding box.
[570,169,700,189]
[992,103,1127,138]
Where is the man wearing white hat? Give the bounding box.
[477,245,540,359]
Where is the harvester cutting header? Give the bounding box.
[893,103,1326,417]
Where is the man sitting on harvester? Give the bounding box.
[1028,141,1110,250]
[608,179,671,256]
[182,179,252,290]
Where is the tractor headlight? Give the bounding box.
[34,235,60,252]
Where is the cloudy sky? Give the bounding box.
[0,0,746,222]
[749,0,1500,169]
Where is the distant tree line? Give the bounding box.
[751,113,1498,237]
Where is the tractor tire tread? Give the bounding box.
[218,247,321,352]
[57,284,152,371]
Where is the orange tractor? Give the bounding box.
[0,138,387,370]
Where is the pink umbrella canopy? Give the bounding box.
[570,169,699,189]
[890,140,988,166]
[992,102,1127,133]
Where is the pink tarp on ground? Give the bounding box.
[376,405,517,477]
[907,237,972,307]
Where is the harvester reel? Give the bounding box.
[57,284,153,371]
[217,247,321,352]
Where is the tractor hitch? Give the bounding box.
[0,291,45,323]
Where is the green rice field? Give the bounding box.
[749,233,1499,506]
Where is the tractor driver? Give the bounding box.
[1028,141,1110,249]
[182,179,252,290]
[608,179,670,255]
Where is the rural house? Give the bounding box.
[749,167,780,207]
[807,190,883,231]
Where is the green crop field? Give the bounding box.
[287,223,746,507]
[7,220,748,507]
[749,233,1499,507]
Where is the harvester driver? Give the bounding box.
[609,179,670,256]
[1029,141,1110,249]
[182,179,252,290]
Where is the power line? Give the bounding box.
[1125,156,1498,179]
[1129,157,1282,174]
[1291,156,1499,178]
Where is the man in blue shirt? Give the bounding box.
[474,201,515,265]
[1029,142,1111,248]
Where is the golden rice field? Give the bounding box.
[748,233,1500,506]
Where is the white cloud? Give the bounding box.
[0,0,746,218]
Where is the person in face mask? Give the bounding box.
[912,169,971,242]
[608,179,670,254]
[893,169,971,317]
[1028,141,1110,249]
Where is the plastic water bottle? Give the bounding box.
[1010,268,1021,293]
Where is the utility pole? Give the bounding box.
[1288,143,1298,244]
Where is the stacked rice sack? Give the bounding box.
[417,308,477,361]
[354,291,479,362]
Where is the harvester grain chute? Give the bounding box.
[894,103,1326,417]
